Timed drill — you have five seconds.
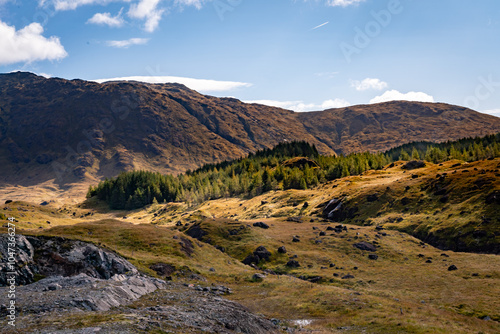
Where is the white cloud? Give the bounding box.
[370,90,435,104]
[92,75,252,92]
[106,37,149,48]
[245,98,350,112]
[0,20,67,65]
[351,78,388,91]
[87,9,125,27]
[48,0,129,11]
[127,0,164,32]
[481,109,500,118]
[174,0,211,10]
[326,0,365,7]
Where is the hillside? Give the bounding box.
[297,101,500,154]
[1,157,499,333]
[1,72,500,204]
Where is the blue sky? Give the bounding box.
[0,0,499,116]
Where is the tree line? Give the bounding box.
[87,133,500,210]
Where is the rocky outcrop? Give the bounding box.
[0,234,279,333]
[4,273,165,313]
[0,235,137,286]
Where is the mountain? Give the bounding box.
[1,72,499,196]
[298,101,500,154]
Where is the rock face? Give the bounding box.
[0,234,137,286]
[322,198,358,222]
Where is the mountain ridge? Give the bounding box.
[1,72,500,200]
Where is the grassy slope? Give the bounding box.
[0,159,499,333]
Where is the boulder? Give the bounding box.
[253,222,269,229]
[253,246,271,262]
[277,246,287,254]
[353,242,377,252]
[252,273,266,281]
[402,160,426,170]
[286,260,300,268]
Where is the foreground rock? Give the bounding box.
[2,273,165,313]
[0,234,137,286]
[0,235,279,333]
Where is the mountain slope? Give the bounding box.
[297,101,500,154]
[1,72,500,198]
[0,72,332,186]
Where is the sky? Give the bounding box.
[0,0,499,116]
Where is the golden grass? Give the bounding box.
[1,158,499,333]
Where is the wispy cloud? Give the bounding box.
[351,78,388,91]
[370,90,434,104]
[106,37,149,48]
[92,75,252,93]
[87,9,125,27]
[311,21,329,30]
[326,0,365,7]
[0,20,67,65]
[47,0,130,11]
[245,98,350,112]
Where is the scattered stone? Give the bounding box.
[40,201,49,206]
[319,231,326,236]
[286,260,300,268]
[292,237,300,242]
[242,254,260,265]
[353,242,377,252]
[150,263,176,277]
[425,259,432,263]
[402,160,426,170]
[368,254,378,260]
[440,253,449,257]
[252,273,266,281]
[326,226,334,231]
[253,222,269,229]
[342,274,354,279]
[4,200,12,204]
[308,276,323,283]
[287,217,303,223]
[209,268,216,272]
[253,246,271,261]
[448,265,458,271]
[277,246,287,254]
